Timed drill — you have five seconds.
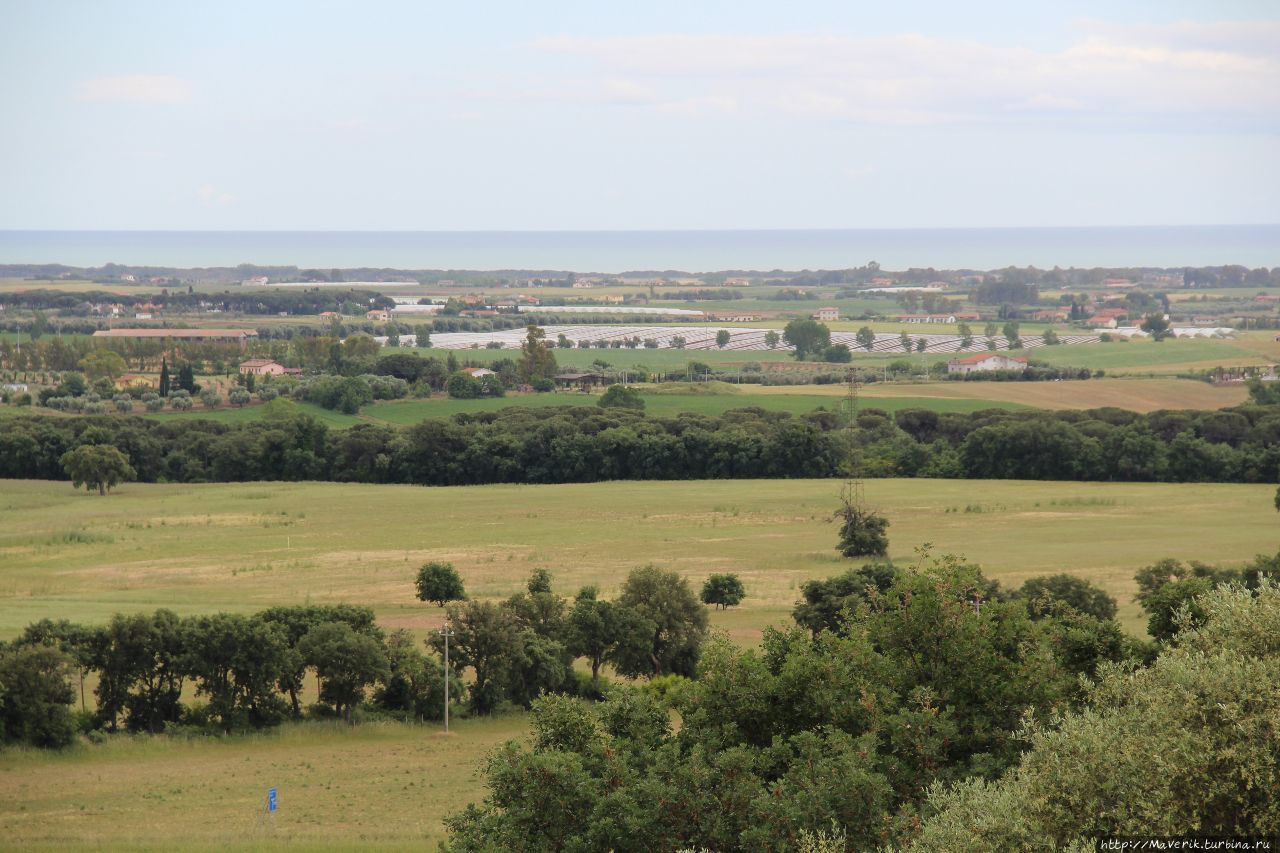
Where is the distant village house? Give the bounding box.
[947,353,1029,375]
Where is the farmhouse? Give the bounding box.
[460,367,495,378]
[813,307,840,321]
[366,309,392,322]
[239,358,294,376]
[947,353,1029,375]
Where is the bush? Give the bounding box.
[598,384,644,410]
[531,378,555,393]
[822,344,852,363]
[446,372,483,399]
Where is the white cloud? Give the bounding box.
[196,184,235,205]
[78,75,191,105]
[528,22,1280,128]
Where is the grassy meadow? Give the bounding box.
[2,477,1275,641]
[2,476,1278,848]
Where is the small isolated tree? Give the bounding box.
[519,324,558,384]
[764,330,780,349]
[599,384,644,410]
[957,323,974,349]
[700,574,745,610]
[60,444,136,496]
[856,326,877,351]
[142,392,163,412]
[900,332,913,352]
[416,562,466,607]
[112,393,133,413]
[229,388,252,407]
[715,329,731,348]
[835,501,890,558]
[1042,328,1060,345]
[1003,321,1021,349]
[1141,313,1171,341]
[199,388,222,409]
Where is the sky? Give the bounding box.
[1,0,1277,231]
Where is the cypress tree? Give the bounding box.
[159,359,170,397]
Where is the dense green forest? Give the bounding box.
[4,394,1280,486]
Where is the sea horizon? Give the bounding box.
[0,224,1276,273]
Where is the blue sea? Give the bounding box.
[0,226,1275,272]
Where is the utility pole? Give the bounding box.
[438,624,454,733]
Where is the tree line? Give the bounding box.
[0,564,717,749]
[7,392,1280,487]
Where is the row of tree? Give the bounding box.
[0,563,727,748]
[0,604,446,747]
[10,391,1280,490]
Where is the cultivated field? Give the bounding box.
[771,377,1249,413]
[1,476,1277,849]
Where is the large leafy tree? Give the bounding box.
[60,444,136,496]
[564,587,654,684]
[415,562,466,607]
[297,622,389,722]
[700,573,745,609]
[432,600,522,714]
[782,319,831,360]
[182,614,294,731]
[93,609,187,733]
[0,644,77,748]
[78,348,127,383]
[612,565,709,679]
[258,604,381,716]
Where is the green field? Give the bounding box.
[2,478,1274,641]
[0,715,523,850]
[1,476,1277,849]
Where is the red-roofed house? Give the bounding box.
[947,353,1029,375]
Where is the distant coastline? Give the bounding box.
[0,225,1276,272]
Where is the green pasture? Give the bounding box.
[0,715,524,850]
[1,477,1274,642]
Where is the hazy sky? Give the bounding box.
[2,1,1277,230]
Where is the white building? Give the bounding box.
[947,353,1029,374]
